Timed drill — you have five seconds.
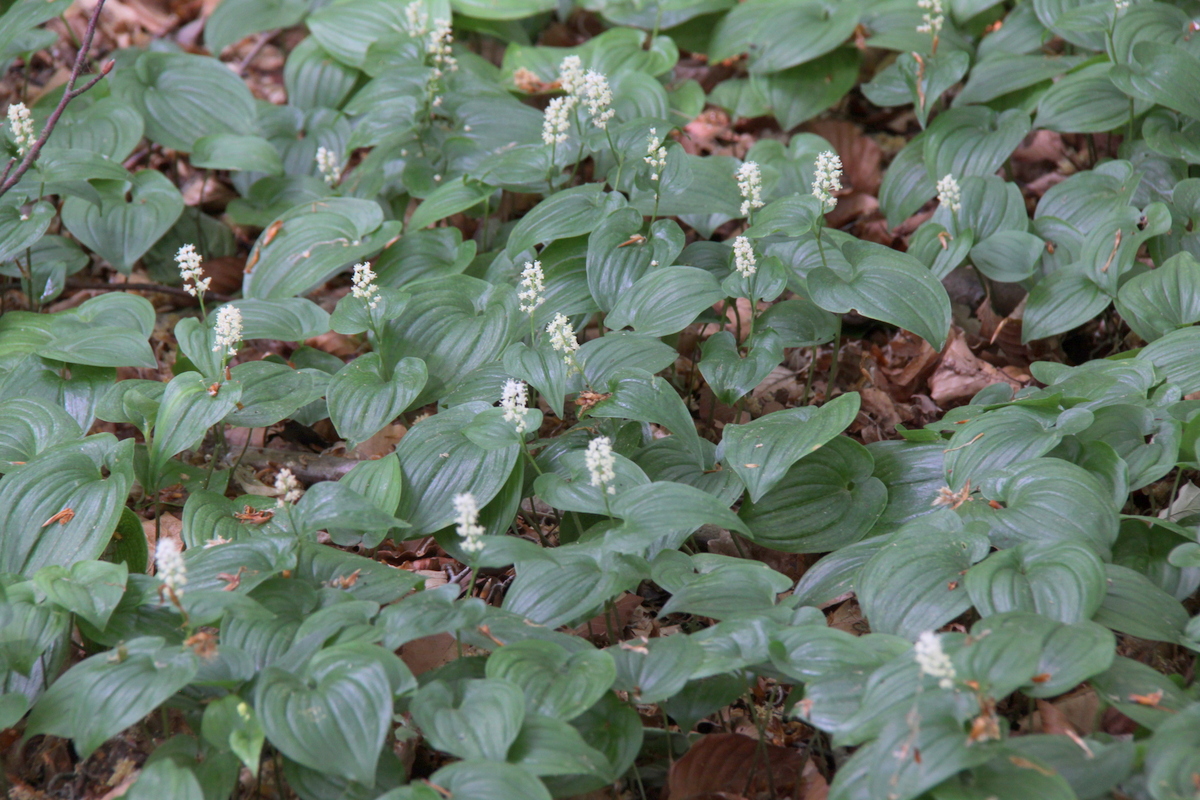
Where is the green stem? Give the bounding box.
[827,315,842,400]
[801,345,817,406]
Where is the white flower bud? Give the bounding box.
[733,236,757,278]
[736,161,764,217]
[500,378,529,433]
[811,151,843,213]
[155,538,187,598]
[403,0,428,34]
[542,96,576,146]
[351,261,380,309]
[914,631,957,689]
[546,313,580,368]
[453,492,486,553]
[274,467,303,505]
[518,260,545,314]
[917,0,945,35]
[212,305,243,357]
[7,102,34,157]
[176,243,210,297]
[558,55,585,96]
[585,436,617,495]
[316,146,341,186]
[579,70,614,130]
[937,173,961,213]
[645,128,667,181]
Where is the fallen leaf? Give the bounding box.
[666,733,823,800]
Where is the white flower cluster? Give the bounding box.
[645,128,667,181]
[351,261,380,309]
[176,244,210,297]
[454,492,486,554]
[736,161,763,217]
[1114,0,1131,8]
[427,18,457,78]
[917,0,944,35]
[7,102,34,157]
[274,467,303,504]
[500,378,529,434]
[155,538,187,598]
[733,236,757,278]
[541,55,615,146]
[546,312,580,368]
[212,305,243,357]
[403,1,428,34]
[316,146,340,186]
[914,631,956,689]
[585,436,616,494]
[518,260,545,314]
[811,150,843,212]
[937,173,961,214]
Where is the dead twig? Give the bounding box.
[0,0,112,199]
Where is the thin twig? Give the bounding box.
[236,29,279,76]
[0,0,112,200]
[0,280,231,302]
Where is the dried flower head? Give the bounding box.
[500,378,529,434]
[585,436,617,495]
[518,260,545,314]
[546,312,580,367]
[7,102,34,157]
[274,467,303,505]
[453,492,486,553]
[917,0,945,35]
[351,261,380,309]
[316,146,340,185]
[645,128,667,181]
[542,95,576,146]
[733,236,757,278]
[212,305,243,357]
[914,630,957,689]
[155,538,187,598]
[736,161,764,217]
[176,244,210,297]
[811,151,843,212]
[937,173,962,214]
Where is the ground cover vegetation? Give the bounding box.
[1,0,1200,797]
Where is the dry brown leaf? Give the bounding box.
[140,512,182,556]
[928,328,1027,406]
[665,733,820,800]
[1036,699,1078,736]
[399,632,458,675]
[353,423,407,458]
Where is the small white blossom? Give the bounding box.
[176,243,210,297]
[914,631,956,690]
[917,0,944,35]
[558,55,585,96]
[811,151,843,213]
[155,538,187,598]
[454,492,486,554]
[645,128,667,181]
[212,305,243,357]
[316,146,340,186]
[1114,0,1131,7]
[585,436,617,495]
[546,313,580,367]
[518,260,545,314]
[7,102,34,157]
[500,378,528,434]
[736,161,764,217]
[733,236,757,278]
[351,261,380,309]
[427,18,457,77]
[542,95,576,146]
[403,0,429,34]
[937,173,961,214]
[579,70,615,130]
[274,467,303,505]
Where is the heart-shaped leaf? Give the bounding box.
[328,355,427,449]
[411,678,526,761]
[965,541,1107,624]
[61,171,184,273]
[485,640,616,720]
[606,266,724,337]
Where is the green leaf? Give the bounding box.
[965,541,1106,624]
[26,637,197,758]
[739,436,886,553]
[32,560,127,631]
[394,403,519,536]
[149,373,242,488]
[1022,268,1111,342]
[576,332,677,390]
[942,406,1092,491]
[123,758,204,800]
[608,634,702,704]
[959,457,1121,559]
[808,240,951,349]
[503,342,567,419]
[857,513,990,639]
[710,0,859,74]
[879,132,937,227]
[0,436,133,575]
[611,481,749,535]
[328,355,427,449]
[201,694,265,774]
[1035,63,1147,133]
[1090,656,1193,730]
[506,185,626,259]
[1092,563,1188,643]
[256,644,395,785]
[1110,42,1200,122]
[0,201,54,263]
[60,171,185,273]
[1142,326,1200,394]
[205,0,308,55]
[224,361,321,428]
[408,176,495,231]
[412,678,526,761]
[502,548,631,628]
[429,760,551,800]
[507,715,612,778]
[970,230,1044,283]
[190,134,284,175]
[587,369,706,468]
[284,38,360,111]
[485,640,616,721]
[328,455,404,548]
[653,550,792,619]
[1115,252,1200,342]
[923,107,1032,181]
[697,330,783,406]
[722,393,859,502]
[586,208,662,313]
[0,396,81,467]
[110,51,258,151]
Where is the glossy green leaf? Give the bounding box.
[965,540,1106,624]
[60,171,185,273]
[149,373,242,487]
[486,640,616,721]
[411,678,525,761]
[328,355,427,449]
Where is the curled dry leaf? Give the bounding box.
[666,733,827,800]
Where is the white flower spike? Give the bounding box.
[316,146,340,186]
[212,305,243,357]
[542,96,576,146]
[176,244,210,297]
[585,436,617,495]
[558,55,585,96]
[546,313,580,367]
[733,236,757,278]
[518,260,545,314]
[500,378,529,434]
[736,161,764,217]
[7,102,34,157]
[427,18,457,77]
[917,0,945,35]
[812,151,843,212]
[579,70,615,130]
[155,538,187,598]
[351,262,380,309]
[274,467,303,505]
[454,492,486,554]
[937,174,962,214]
[914,630,957,689]
[645,128,667,181]
[403,0,428,35]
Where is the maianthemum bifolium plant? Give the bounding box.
[2,0,1200,797]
